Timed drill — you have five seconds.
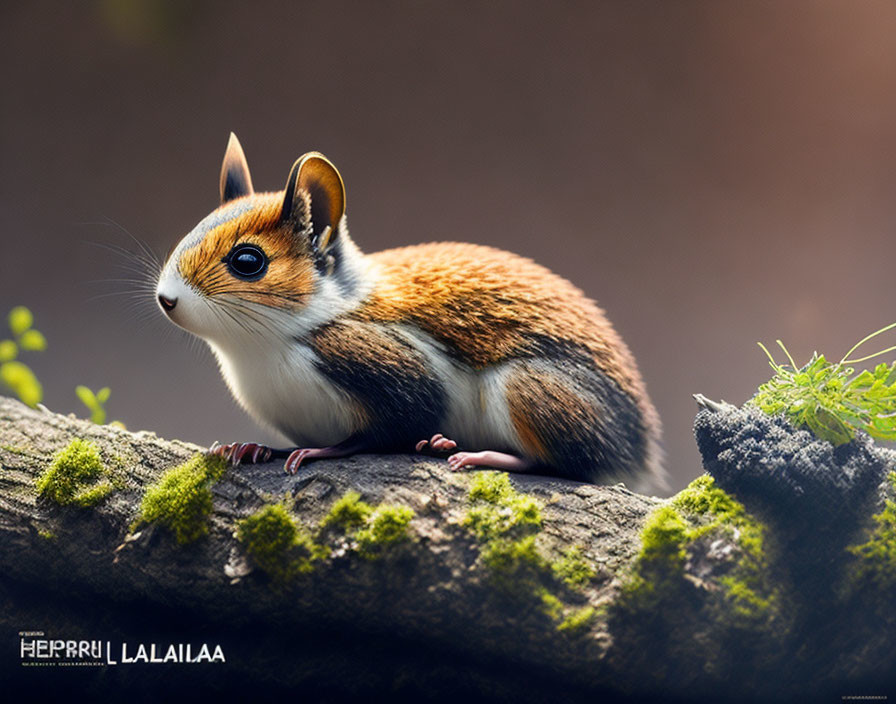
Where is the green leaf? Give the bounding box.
[838,411,867,430]
[76,385,108,424]
[0,340,17,362]
[752,324,896,446]
[75,385,97,409]
[1,361,43,407]
[850,370,876,390]
[90,406,106,425]
[884,365,896,386]
[18,329,46,352]
[809,407,853,446]
[8,306,33,336]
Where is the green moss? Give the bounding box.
[321,490,373,532]
[468,470,518,503]
[558,606,598,636]
[462,471,602,629]
[35,439,113,507]
[611,477,783,683]
[237,503,319,582]
[611,475,786,685]
[615,505,690,616]
[464,471,542,540]
[635,505,688,571]
[355,504,415,558]
[846,472,896,592]
[552,546,597,587]
[621,476,777,627]
[72,482,114,507]
[463,473,545,578]
[675,477,774,624]
[538,588,564,620]
[37,529,56,541]
[481,534,546,574]
[720,576,774,620]
[672,474,744,525]
[311,491,418,560]
[136,453,227,544]
[671,475,766,570]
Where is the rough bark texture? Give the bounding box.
[0,397,660,701]
[3,396,894,702]
[692,403,896,696]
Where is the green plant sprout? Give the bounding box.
[76,385,124,428]
[0,306,46,407]
[750,322,896,446]
[76,385,111,425]
[1,305,122,426]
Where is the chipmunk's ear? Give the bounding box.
[280,152,345,252]
[219,133,254,204]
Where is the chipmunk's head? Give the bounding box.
[157,134,357,344]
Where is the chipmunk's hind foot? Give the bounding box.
[446,450,538,473]
[416,434,537,473]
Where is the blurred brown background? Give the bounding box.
[2,0,896,494]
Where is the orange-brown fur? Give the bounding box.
[177,193,640,397]
[178,194,315,309]
[179,197,658,451]
[506,365,602,465]
[358,242,641,389]
[358,242,662,472]
[160,136,664,488]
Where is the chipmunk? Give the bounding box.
[156,134,666,491]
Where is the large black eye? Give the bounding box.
[224,244,268,280]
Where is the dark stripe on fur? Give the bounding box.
[508,361,648,483]
[309,321,445,449]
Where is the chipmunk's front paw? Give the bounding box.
[284,448,318,474]
[415,433,458,454]
[209,441,273,466]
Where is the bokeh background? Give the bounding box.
[3,0,896,494]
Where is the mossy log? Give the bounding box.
[0,397,660,701]
[2,396,893,701]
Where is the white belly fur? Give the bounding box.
[210,339,357,447]
[210,323,523,453]
[394,325,522,453]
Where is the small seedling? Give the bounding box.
[751,322,896,446]
[1,305,122,426]
[76,385,111,425]
[0,306,46,407]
